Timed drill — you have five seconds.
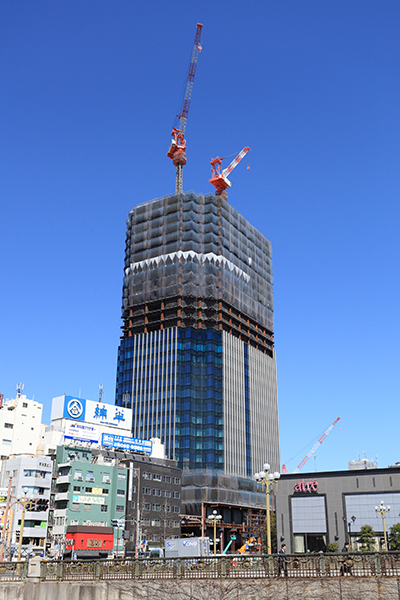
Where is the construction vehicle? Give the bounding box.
[209,147,250,200]
[167,23,203,194]
[282,417,341,474]
[237,536,259,554]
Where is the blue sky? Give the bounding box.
[1,1,399,473]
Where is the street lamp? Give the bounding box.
[375,501,391,551]
[254,464,280,554]
[343,515,356,549]
[207,510,222,556]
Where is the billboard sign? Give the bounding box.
[51,395,133,431]
[72,495,105,505]
[64,422,99,444]
[0,489,7,506]
[101,433,152,454]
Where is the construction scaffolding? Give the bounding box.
[122,191,274,356]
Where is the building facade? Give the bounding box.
[0,454,52,554]
[0,391,44,459]
[275,466,400,553]
[51,445,128,556]
[123,454,182,555]
[115,191,280,476]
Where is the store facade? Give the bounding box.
[275,466,400,553]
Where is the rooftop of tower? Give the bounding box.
[121,191,275,354]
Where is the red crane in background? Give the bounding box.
[209,147,250,200]
[167,23,203,194]
[282,417,341,474]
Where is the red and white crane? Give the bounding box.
[209,147,250,199]
[282,417,341,474]
[167,23,203,194]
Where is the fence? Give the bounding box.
[1,552,399,582]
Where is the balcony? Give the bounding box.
[56,474,71,485]
[54,492,69,502]
[18,526,47,538]
[52,524,66,536]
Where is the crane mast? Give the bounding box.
[167,23,203,194]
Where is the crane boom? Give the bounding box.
[292,417,340,474]
[167,23,203,194]
[209,147,250,198]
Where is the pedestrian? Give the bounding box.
[278,543,287,577]
[340,542,351,575]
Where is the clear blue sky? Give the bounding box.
[1,1,399,473]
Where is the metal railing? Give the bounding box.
[1,552,400,582]
[0,561,28,580]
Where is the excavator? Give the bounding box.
[237,536,259,555]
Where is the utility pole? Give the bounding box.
[0,476,12,561]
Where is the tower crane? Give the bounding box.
[282,417,341,474]
[167,23,203,194]
[209,147,250,200]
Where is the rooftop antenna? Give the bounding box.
[16,383,24,398]
[99,384,103,403]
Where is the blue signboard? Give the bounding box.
[101,433,152,454]
[63,396,86,421]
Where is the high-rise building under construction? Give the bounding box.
[115,191,280,477]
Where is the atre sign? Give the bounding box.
[294,479,319,493]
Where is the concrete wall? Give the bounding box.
[1,577,400,600]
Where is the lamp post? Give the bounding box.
[254,464,280,554]
[344,515,356,549]
[207,510,222,556]
[375,501,390,551]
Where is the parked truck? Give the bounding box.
[164,537,210,558]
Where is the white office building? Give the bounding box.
[0,454,52,554]
[0,389,44,459]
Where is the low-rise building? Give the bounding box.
[51,445,128,556]
[275,465,400,553]
[123,453,182,555]
[0,387,44,459]
[0,454,52,556]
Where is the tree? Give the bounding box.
[389,523,400,550]
[358,525,376,551]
